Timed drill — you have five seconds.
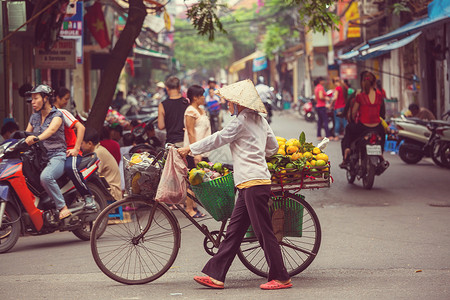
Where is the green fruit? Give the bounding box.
[267,162,274,170]
[197,161,210,169]
[212,162,223,173]
[285,163,294,169]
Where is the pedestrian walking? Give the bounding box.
[178,79,292,290]
[331,77,347,140]
[183,85,211,218]
[314,77,331,140]
[157,76,189,147]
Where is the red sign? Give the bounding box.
[340,63,357,80]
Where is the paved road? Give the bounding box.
[1,110,449,300]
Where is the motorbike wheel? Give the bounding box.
[362,160,375,190]
[71,183,108,241]
[431,141,446,168]
[440,143,450,169]
[346,169,356,184]
[398,145,423,164]
[0,203,21,253]
[305,112,315,122]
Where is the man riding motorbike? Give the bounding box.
[255,76,274,122]
[25,84,70,219]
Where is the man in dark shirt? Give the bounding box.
[157,76,189,146]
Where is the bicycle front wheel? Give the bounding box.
[238,192,321,277]
[90,196,181,285]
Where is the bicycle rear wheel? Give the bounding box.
[237,192,321,277]
[90,196,181,285]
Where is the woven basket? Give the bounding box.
[246,194,305,238]
[190,173,235,221]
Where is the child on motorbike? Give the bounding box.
[177,79,291,290]
[54,87,96,210]
[25,85,70,219]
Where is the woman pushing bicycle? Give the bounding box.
[177,79,292,290]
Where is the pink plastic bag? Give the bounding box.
[155,147,188,204]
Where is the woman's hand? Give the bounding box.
[66,148,79,157]
[25,136,38,146]
[177,146,191,158]
[194,155,202,165]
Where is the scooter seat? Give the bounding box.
[79,152,98,170]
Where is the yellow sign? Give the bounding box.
[345,2,360,38]
[164,10,171,31]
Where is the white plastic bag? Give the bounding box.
[155,147,188,204]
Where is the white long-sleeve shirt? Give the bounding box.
[190,109,278,186]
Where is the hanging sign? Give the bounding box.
[35,40,77,69]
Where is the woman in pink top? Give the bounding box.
[331,77,347,140]
[314,77,331,140]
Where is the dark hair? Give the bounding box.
[110,123,123,135]
[100,126,111,140]
[165,76,180,90]
[83,128,100,145]
[344,79,351,87]
[187,85,205,102]
[376,79,382,89]
[56,87,70,99]
[1,121,19,136]
[122,132,134,146]
[361,71,376,94]
[408,103,419,112]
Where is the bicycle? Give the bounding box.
[90,147,327,285]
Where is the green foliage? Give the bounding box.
[186,0,228,41]
[174,20,233,71]
[294,0,340,33]
[262,24,291,59]
[392,1,412,15]
[187,0,339,41]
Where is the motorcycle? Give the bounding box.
[299,96,316,122]
[343,130,389,190]
[392,112,450,166]
[0,136,111,253]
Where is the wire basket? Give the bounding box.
[270,164,331,191]
[123,153,162,199]
[246,194,305,238]
[190,172,235,222]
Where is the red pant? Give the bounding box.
[201,185,289,282]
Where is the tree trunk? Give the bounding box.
[85,0,146,131]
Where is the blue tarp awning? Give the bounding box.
[339,32,421,61]
[339,0,449,61]
[368,0,449,45]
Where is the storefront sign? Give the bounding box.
[7,1,27,32]
[340,63,357,80]
[35,40,76,69]
[253,56,268,72]
[60,1,83,63]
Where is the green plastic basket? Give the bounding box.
[190,173,235,221]
[246,194,304,238]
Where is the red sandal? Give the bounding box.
[194,276,224,289]
[260,280,292,290]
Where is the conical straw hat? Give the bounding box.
[216,79,267,114]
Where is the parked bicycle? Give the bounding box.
[90,146,328,285]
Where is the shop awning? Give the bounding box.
[339,31,421,61]
[229,51,263,74]
[367,0,449,45]
[134,47,169,59]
